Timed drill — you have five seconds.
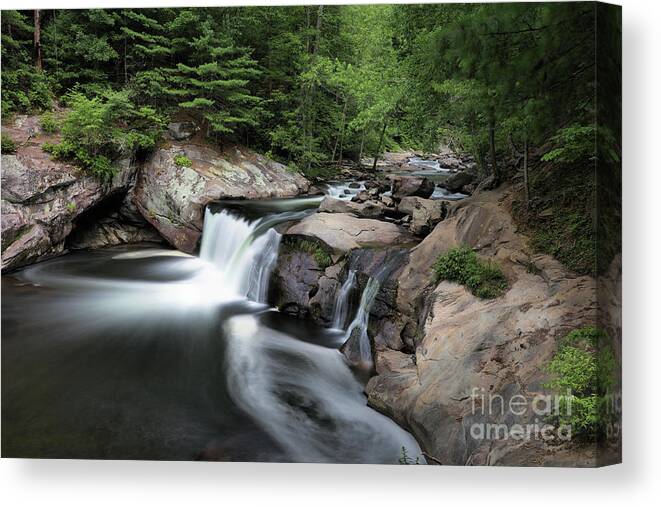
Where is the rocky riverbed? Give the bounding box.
[1,115,617,466]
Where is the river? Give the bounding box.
[2,155,467,463]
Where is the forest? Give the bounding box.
[1,3,621,276]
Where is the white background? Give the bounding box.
[1,0,659,505]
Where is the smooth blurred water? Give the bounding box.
[1,201,423,463]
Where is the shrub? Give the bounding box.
[39,112,59,134]
[44,91,165,180]
[433,246,507,298]
[174,154,193,167]
[544,327,618,440]
[1,135,17,154]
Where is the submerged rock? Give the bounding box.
[133,142,310,253]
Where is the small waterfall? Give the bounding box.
[341,252,406,367]
[343,276,381,364]
[331,270,356,329]
[199,208,281,302]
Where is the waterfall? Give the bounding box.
[331,270,356,329]
[341,253,406,366]
[199,208,281,302]
[343,276,381,364]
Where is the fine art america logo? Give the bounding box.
[469,387,622,442]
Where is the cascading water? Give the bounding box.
[3,197,424,463]
[340,253,406,368]
[343,276,381,365]
[196,203,423,463]
[199,208,281,302]
[331,270,356,329]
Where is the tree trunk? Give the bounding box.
[335,99,348,166]
[124,36,128,84]
[304,5,324,174]
[34,10,42,71]
[313,6,324,55]
[523,134,530,206]
[372,120,388,172]
[358,129,366,162]
[488,111,498,181]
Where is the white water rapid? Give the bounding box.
[331,270,356,329]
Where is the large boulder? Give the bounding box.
[1,117,147,271]
[165,121,199,141]
[133,142,310,253]
[268,236,344,324]
[318,196,385,219]
[397,196,447,236]
[365,188,612,466]
[441,170,476,193]
[285,212,415,254]
[390,175,434,199]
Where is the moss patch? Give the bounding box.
[283,236,333,269]
[174,154,193,167]
[433,246,507,299]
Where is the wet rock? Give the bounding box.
[366,189,607,466]
[351,190,370,203]
[441,171,475,193]
[1,117,142,271]
[134,142,310,253]
[390,175,434,199]
[398,196,448,236]
[318,196,385,219]
[269,249,323,319]
[380,195,396,208]
[286,212,415,254]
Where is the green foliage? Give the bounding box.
[173,154,192,167]
[1,135,17,154]
[542,125,596,164]
[398,446,421,465]
[433,246,507,298]
[529,211,595,275]
[513,164,596,276]
[2,5,611,182]
[542,124,620,166]
[39,112,59,134]
[66,201,77,213]
[44,90,165,180]
[1,11,55,114]
[544,327,617,440]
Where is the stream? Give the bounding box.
[1,196,423,463]
[1,155,465,462]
